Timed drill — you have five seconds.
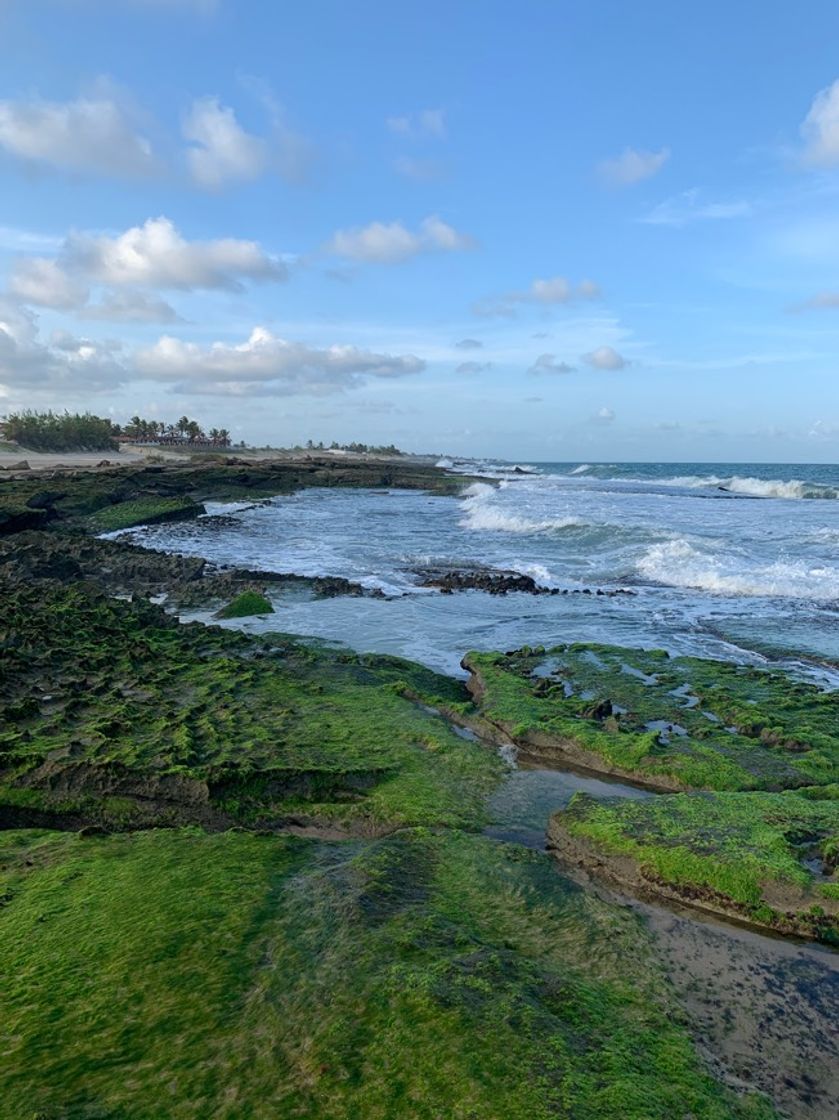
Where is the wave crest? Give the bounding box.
[637,539,839,599]
[629,473,838,500]
[460,483,583,533]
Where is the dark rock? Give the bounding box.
[414,566,545,595]
[25,490,67,510]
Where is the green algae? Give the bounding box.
[0,579,501,833]
[215,589,274,618]
[552,791,839,942]
[465,644,839,792]
[0,826,777,1120]
[86,496,204,533]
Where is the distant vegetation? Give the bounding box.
[301,439,404,455]
[122,415,232,446]
[0,410,118,452]
[0,411,234,452]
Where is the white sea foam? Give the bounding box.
[570,463,592,475]
[463,507,584,533]
[460,483,582,533]
[615,473,838,500]
[507,561,556,586]
[637,538,839,599]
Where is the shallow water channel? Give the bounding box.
[477,735,839,1120]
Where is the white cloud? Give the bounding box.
[183,97,267,189]
[528,353,575,375]
[65,216,285,289]
[455,360,491,374]
[455,338,483,349]
[800,79,839,166]
[530,277,571,303]
[792,291,839,311]
[0,298,125,392]
[386,109,446,138]
[641,189,752,226]
[808,419,839,439]
[597,146,669,186]
[134,326,425,395]
[0,227,63,253]
[80,289,182,323]
[235,75,315,185]
[530,277,601,303]
[8,257,88,309]
[582,345,629,370]
[590,407,615,424]
[475,276,600,317]
[326,215,474,264]
[0,90,156,177]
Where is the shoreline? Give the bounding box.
[2,461,838,1117]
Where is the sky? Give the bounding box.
[1,0,839,462]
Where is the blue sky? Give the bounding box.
[1,0,839,461]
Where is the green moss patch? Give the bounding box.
[87,496,204,533]
[216,589,274,618]
[551,790,839,942]
[464,644,839,792]
[0,579,500,833]
[0,826,776,1120]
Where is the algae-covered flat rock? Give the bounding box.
[463,644,839,792]
[549,789,839,943]
[0,826,777,1120]
[87,495,205,533]
[0,578,501,834]
[215,589,274,618]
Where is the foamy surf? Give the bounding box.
[637,539,839,599]
[611,473,838,500]
[460,483,583,533]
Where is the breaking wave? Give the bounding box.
[625,473,838,500]
[460,483,583,533]
[570,463,592,475]
[637,539,839,600]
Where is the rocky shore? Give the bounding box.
[1,460,833,1117]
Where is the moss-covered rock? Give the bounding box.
[0,578,500,834]
[549,790,839,943]
[86,496,204,533]
[215,589,274,618]
[463,643,839,792]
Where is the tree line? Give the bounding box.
[0,411,232,452]
[1,411,118,452]
[122,416,231,446]
[303,440,404,455]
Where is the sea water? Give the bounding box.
[123,461,839,681]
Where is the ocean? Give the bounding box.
[123,460,839,682]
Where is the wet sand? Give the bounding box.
[643,902,839,1120]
